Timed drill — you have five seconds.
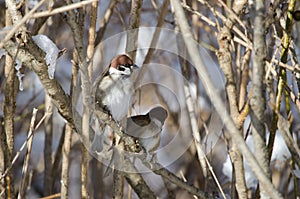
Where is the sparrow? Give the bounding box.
[126,106,168,158]
[91,54,139,153]
[93,54,139,122]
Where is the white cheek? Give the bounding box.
[109,67,131,76]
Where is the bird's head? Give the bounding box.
[109,54,139,76]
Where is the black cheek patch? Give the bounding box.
[118,65,127,71]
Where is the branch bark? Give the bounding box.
[44,94,53,196]
[215,0,248,197]
[250,1,270,198]
[3,10,18,198]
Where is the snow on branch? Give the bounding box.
[32,34,59,79]
[15,59,24,91]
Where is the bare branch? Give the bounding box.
[3,12,17,197]
[44,95,54,195]
[31,0,97,19]
[17,108,38,199]
[151,162,215,199]
[123,159,156,199]
[250,1,270,198]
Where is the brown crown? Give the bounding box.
[110,54,134,69]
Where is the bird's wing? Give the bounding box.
[126,115,150,137]
[128,114,151,126]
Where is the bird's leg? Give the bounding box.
[150,153,158,164]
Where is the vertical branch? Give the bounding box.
[214,0,248,197]
[86,3,103,199]
[250,1,270,198]
[87,0,98,79]
[64,0,85,63]
[61,51,78,198]
[238,49,251,110]
[126,0,143,61]
[44,94,53,196]
[0,117,5,197]
[81,1,98,197]
[268,0,296,160]
[17,108,38,199]
[80,84,90,199]
[61,125,72,199]
[91,158,103,199]
[113,145,124,199]
[64,1,92,198]
[3,10,17,199]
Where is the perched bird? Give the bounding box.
[91,54,139,153]
[93,54,139,121]
[126,106,168,158]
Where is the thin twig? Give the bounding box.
[216,0,247,31]
[182,2,253,50]
[39,193,61,199]
[150,162,215,199]
[31,0,97,18]
[184,83,226,198]
[17,108,38,199]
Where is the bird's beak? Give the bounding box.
[132,64,139,69]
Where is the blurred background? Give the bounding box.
[1,0,300,198]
